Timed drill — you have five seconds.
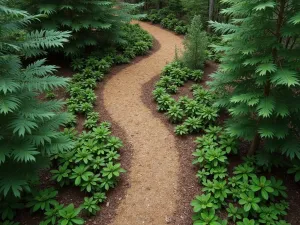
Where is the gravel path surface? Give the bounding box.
[102,21,184,225]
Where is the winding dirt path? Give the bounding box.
[102,22,184,225]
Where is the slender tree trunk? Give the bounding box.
[209,0,214,20]
[208,0,215,33]
[249,133,261,156]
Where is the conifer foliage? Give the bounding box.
[0,1,72,199]
[26,0,143,55]
[183,15,208,70]
[210,0,300,164]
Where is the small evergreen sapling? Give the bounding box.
[183,15,208,69]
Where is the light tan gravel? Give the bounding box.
[102,22,184,225]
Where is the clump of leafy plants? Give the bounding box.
[191,129,290,224]
[52,122,125,195]
[26,188,58,213]
[153,62,218,136]
[143,9,188,35]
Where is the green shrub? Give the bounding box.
[183,15,208,69]
[148,13,161,23]
[191,130,290,224]
[174,25,188,35]
[157,94,176,112]
[40,203,64,225]
[81,197,100,216]
[25,0,143,56]
[58,204,84,225]
[84,112,100,130]
[0,198,23,221]
[26,188,58,213]
[166,104,185,124]
[114,54,131,64]
[134,41,151,55]
[51,123,125,195]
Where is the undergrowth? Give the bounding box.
[0,23,153,225]
[153,62,291,225]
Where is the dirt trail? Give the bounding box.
[102,22,184,225]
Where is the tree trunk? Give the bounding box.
[208,0,215,33]
[249,133,261,156]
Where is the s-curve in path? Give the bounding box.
[103,22,184,225]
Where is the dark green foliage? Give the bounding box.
[26,188,58,212]
[40,202,64,225]
[288,165,300,182]
[181,0,209,24]
[81,197,100,216]
[166,104,185,123]
[154,58,291,224]
[25,0,144,55]
[191,128,290,224]
[144,9,188,34]
[183,15,208,69]
[0,2,72,200]
[209,0,300,171]
[52,123,125,193]
[153,62,218,136]
[0,198,23,221]
[147,8,172,24]
[58,204,84,225]
[118,24,153,58]
[174,25,188,35]
[1,221,19,225]
[84,112,100,130]
[180,0,225,27]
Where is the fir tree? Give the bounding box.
[0,1,72,198]
[25,0,143,55]
[183,15,208,70]
[210,0,300,164]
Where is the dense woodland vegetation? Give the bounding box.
[0,0,300,224]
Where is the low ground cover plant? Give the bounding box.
[153,61,217,136]
[191,130,290,225]
[142,9,188,35]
